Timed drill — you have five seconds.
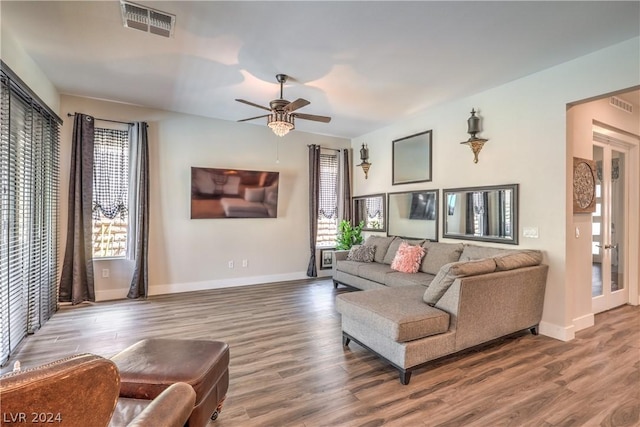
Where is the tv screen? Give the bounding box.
[190,167,279,219]
[409,192,435,220]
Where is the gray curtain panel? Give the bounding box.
[127,122,149,299]
[341,148,352,223]
[59,114,95,304]
[306,144,320,277]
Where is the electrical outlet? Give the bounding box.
[228,261,234,269]
[102,268,109,278]
[242,259,248,268]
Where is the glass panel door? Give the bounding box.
[592,144,628,313]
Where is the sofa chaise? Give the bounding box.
[333,236,548,384]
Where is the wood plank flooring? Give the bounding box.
[2,279,639,426]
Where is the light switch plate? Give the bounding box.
[523,226,539,238]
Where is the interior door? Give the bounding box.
[592,143,629,313]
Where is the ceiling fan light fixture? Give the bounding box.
[268,112,295,137]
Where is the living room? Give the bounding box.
[1,1,639,426]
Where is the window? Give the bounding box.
[317,153,338,247]
[1,63,60,364]
[92,127,129,258]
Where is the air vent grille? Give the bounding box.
[609,96,633,114]
[120,1,175,38]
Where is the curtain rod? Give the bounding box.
[307,145,341,152]
[67,112,134,126]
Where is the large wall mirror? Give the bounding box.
[392,130,432,185]
[387,190,438,240]
[443,184,519,245]
[353,193,386,232]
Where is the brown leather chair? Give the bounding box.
[0,354,196,427]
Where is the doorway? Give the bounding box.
[592,136,631,313]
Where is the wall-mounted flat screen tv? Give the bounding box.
[191,167,279,219]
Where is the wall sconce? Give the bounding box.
[460,109,488,163]
[358,143,371,179]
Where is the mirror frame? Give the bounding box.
[443,184,519,245]
[352,193,387,232]
[392,130,433,185]
[387,190,439,241]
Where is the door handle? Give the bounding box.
[595,244,616,249]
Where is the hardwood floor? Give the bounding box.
[3,279,639,426]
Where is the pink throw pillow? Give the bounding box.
[391,242,426,274]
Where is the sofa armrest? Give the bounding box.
[332,250,350,277]
[436,264,549,351]
[127,382,196,427]
[333,250,349,262]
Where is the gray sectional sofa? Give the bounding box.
[333,236,548,384]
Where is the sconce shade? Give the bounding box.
[467,109,481,136]
[461,109,488,163]
[358,143,371,179]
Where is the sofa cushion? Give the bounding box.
[384,271,435,288]
[335,260,363,276]
[357,263,395,283]
[383,238,425,264]
[423,258,497,305]
[459,244,513,261]
[391,242,426,273]
[420,242,464,275]
[347,245,375,262]
[336,286,450,342]
[364,236,396,264]
[244,187,265,202]
[493,250,543,271]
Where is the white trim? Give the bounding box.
[539,321,575,342]
[96,271,333,301]
[149,272,309,296]
[95,288,130,302]
[573,313,595,332]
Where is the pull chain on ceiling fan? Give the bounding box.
[236,74,331,137]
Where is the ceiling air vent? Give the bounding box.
[120,1,175,38]
[609,96,633,114]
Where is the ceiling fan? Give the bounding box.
[236,74,331,136]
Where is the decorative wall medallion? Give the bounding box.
[573,157,596,214]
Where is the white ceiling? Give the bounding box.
[2,1,639,138]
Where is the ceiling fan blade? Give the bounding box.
[236,99,272,112]
[237,114,270,122]
[293,113,332,123]
[284,98,310,113]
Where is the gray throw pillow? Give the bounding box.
[423,258,496,305]
[346,245,376,262]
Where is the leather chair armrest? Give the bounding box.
[127,382,196,427]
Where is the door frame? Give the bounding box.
[592,127,639,309]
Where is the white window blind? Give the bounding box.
[0,64,60,365]
[92,127,129,258]
[317,153,338,247]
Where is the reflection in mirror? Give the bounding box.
[388,190,438,240]
[353,194,386,232]
[443,184,519,245]
[392,130,432,185]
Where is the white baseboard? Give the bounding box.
[539,321,575,342]
[572,313,595,332]
[149,271,310,296]
[95,271,330,301]
[95,288,130,302]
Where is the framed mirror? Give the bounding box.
[443,184,519,245]
[387,190,438,240]
[392,130,432,185]
[353,193,386,232]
